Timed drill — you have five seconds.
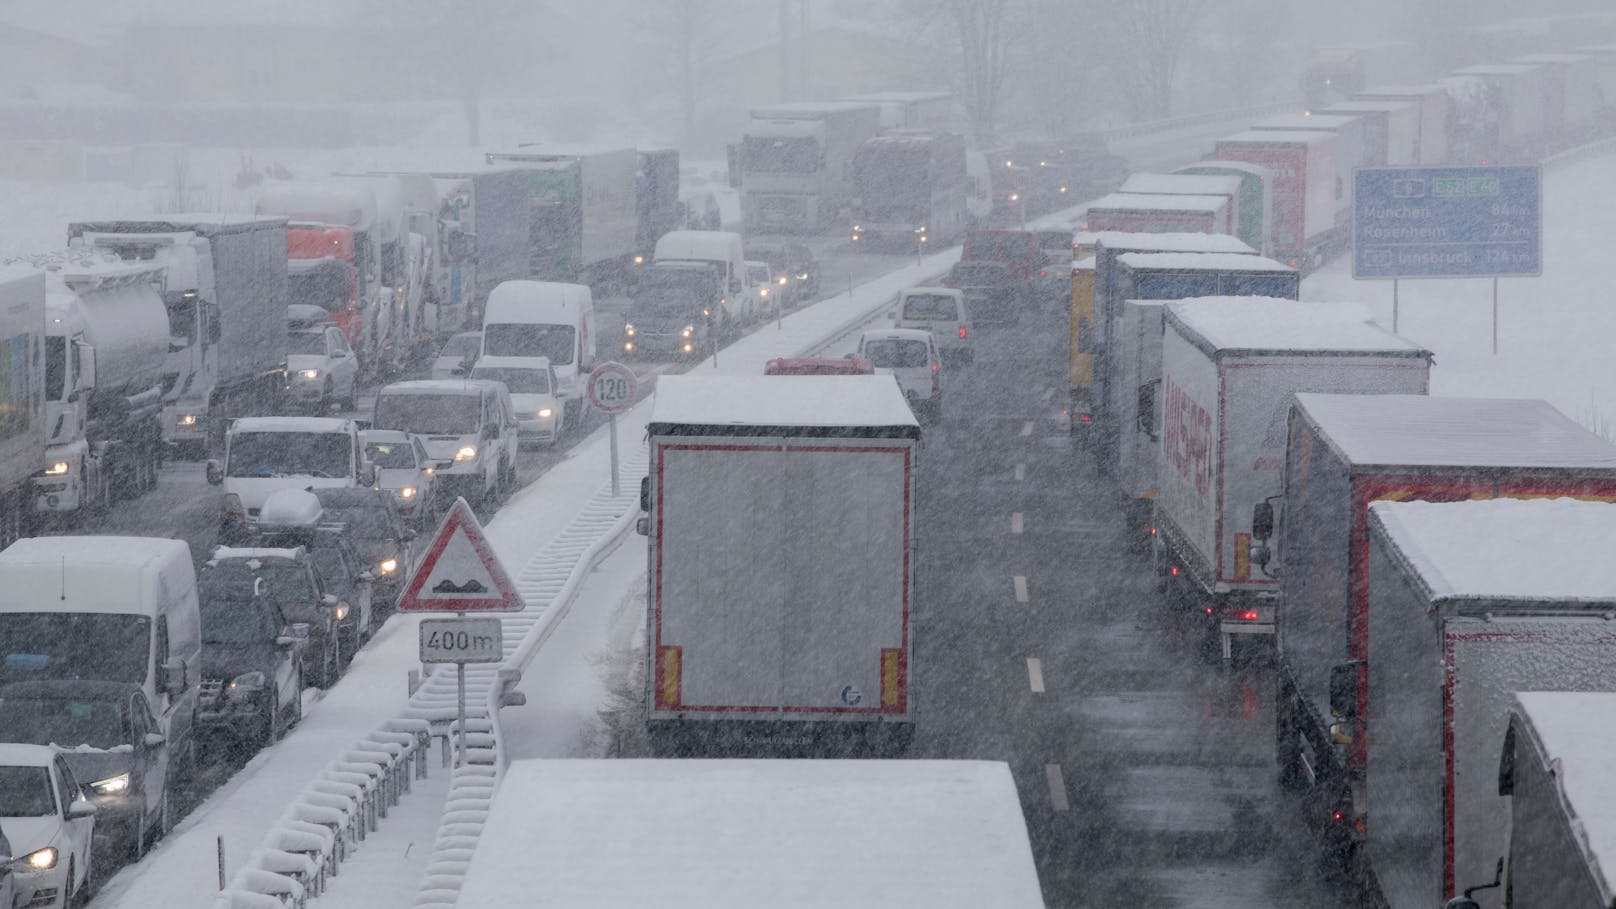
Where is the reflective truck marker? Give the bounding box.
[1014,575,1029,603]
[1045,764,1071,812]
[1026,658,1045,693]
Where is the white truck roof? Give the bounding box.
[1166,297,1425,355]
[1293,394,1616,471]
[1370,498,1616,603]
[1081,232,1253,254]
[1120,173,1243,197]
[484,280,590,321]
[651,375,918,431]
[1117,252,1294,272]
[230,416,355,434]
[0,536,192,616]
[1512,690,1616,903]
[1086,193,1228,213]
[456,759,1043,909]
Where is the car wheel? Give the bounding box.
[321,379,334,413]
[289,668,304,730]
[339,625,358,670]
[341,379,358,412]
[323,635,340,688]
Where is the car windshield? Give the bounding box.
[482,323,575,365]
[226,431,352,479]
[311,547,352,588]
[863,339,931,369]
[439,334,480,360]
[374,393,478,435]
[471,367,550,394]
[365,441,417,469]
[902,294,959,320]
[0,614,151,685]
[289,262,347,313]
[200,597,279,645]
[287,332,326,356]
[0,765,55,817]
[322,505,396,540]
[0,696,129,750]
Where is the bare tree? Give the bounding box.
[1109,0,1208,121]
[947,0,1012,145]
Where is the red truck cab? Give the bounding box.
[287,224,361,349]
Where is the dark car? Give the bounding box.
[203,546,345,688]
[744,240,819,305]
[197,587,306,746]
[944,260,1027,326]
[623,263,723,359]
[0,680,171,857]
[308,487,413,614]
[254,526,375,666]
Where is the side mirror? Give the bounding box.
[205,460,224,485]
[639,476,650,513]
[1329,661,1362,719]
[66,798,97,820]
[274,634,297,649]
[76,341,97,389]
[143,732,166,749]
[159,659,187,696]
[635,516,650,536]
[1252,502,1275,542]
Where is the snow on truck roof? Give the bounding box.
[456,759,1043,909]
[1218,129,1337,146]
[1079,231,1253,255]
[1370,499,1616,604]
[1512,690,1616,903]
[1166,298,1427,356]
[1085,193,1228,213]
[1117,252,1293,272]
[1293,394,1616,471]
[651,375,918,432]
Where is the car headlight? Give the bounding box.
[177,413,198,427]
[91,772,130,796]
[680,325,694,338]
[379,558,398,575]
[454,445,478,462]
[624,323,635,337]
[759,287,769,297]
[300,368,320,380]
[20,846,56,870]
[332,602,350,622]
[537,407,553,419]
[398,486,416,500]
[797,272,808,281]
[423,466,435,476]
[43,460,69,476]
[227,671,266,700]
[701,308,711,317]
[776,276,787,286]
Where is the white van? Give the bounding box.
[481,281,595,428]
[892,287,971,362]
[855,327,942,421]
[0,536,202,778]
[206,416,372,541]
[653,230,752,324]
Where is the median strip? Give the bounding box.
[1013,575,1029,603]
[1045,764,1071,812]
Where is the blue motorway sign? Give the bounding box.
[1353,165,1541,279]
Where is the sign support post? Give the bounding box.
[609,414,620,497]
[1492,278,1500,355]
[587,362,638,498]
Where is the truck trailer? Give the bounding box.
[1497,690,1616,909]
[68,215,290,458]
[1171,162,1275,256]
[1353,85,1451,164]
[738,102,882,233]
[1259,394,1616,874]
[0,268,45,546]
[485,144,639,292]
[1081,192,1232,236]
[639,374,919,755]
[1321,100,1420,165]
[1214,130,1341,270]
[1154,301,1428,659]
[1363,499,1616,909]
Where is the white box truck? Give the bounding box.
[739,102,882,232]
[455,759,1043,908]
[1497,690,1616,909]
[1362,499,1616,909]
[1153,299,1430,658]
[639,374,919,755]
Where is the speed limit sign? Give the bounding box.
[587,362,638,415]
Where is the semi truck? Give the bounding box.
[1097,256,1301,525]
[1514,52,1604,146]
[1321,99,1420,165]
[737,102,882,233]
[636,148,682,263]
[455,759,1043,908]
[1151,301,1429,661]
[1353,85,1451,164]
[1213,130,1341,270]
[67,215,290,458]
[1255,394,1616,875]
[638,374,919,756]
[1360,499,1616,909]
[1080,192,1232,236]
[1252,114,1371,201]
[30,254,170,520]
[850,131,969,248]
[1497,690,1616,909]
[485,144,639,291]
[0,268,45,547]
[1069,231,1254,438]
[1171,162,1275,256]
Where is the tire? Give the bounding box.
[264,690,280,746]
[341,379,358,413]
[288,668,304,731]
[321,380,334,413]
[339,625,358,670]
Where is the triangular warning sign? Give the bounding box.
[396,498,523,613]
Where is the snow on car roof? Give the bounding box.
[209,547,303,564]
[900,286,962,297]
[1370,499,1616,603]
[1119,173,1243,196]
[1166,298,1427,356]
[230,416,354,433]
[1512,690,1616,902]
[0,743,60,766]
[456,759,1043,909]
[651,375,918,430]
[1293,394,1616,471]
[1084,232,1253,255]
[1117,252,1293,272]
[1085,193,1228,213]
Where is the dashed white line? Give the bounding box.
[1014,463,1025,481]
[1013,575,1029,603]
[1020,421,1034,436]
[1011,512,1024,534]
[1026,657,1045,693]
[1042,387,1054,401]
[1045,764,1071,812]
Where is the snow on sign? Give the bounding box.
[396,497,523,612]
[587,361,637,415]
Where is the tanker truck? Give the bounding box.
[28,253,169,520]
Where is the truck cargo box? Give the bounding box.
[1365,499,1616,909]
[1082,192,1231,236]
[1321,100,1420,165]
[1172,162,1274,256]
[1252,113,1369,212]
[1213,130,1339,268]
[1354,84,1451,164]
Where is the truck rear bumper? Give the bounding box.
[647,716,914,757]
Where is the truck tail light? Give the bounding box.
[654,646,682,709]
[1233,609,1260,622]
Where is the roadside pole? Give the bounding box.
[587,362,638,498]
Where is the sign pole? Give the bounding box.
[1392,279,1399,333]
[1492,277,1499,355]
[609,412,620,497]
[456,612,467,769]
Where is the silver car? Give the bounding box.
[361,429,439,523]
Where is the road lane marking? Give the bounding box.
[1013,575,1029,603]
[1014,463,1025,481]
[1011,512,1023,534]
[1020,421,1034,436]
[1045,764,1071,812]
[1027,657,1045,693]
[1042,387,1054,401]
